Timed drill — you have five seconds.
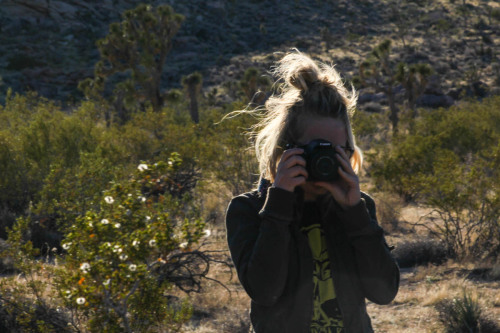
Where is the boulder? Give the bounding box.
[358,92,386,104]
[416,94,454,108]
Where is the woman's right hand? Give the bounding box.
[273,148,308,192]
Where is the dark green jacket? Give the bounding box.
[225,186,400,333]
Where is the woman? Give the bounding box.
[225,50,399,333]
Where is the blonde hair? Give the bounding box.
[254,50,362,182]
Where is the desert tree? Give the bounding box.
[395,62,433,120]
[182,72,203,124]
[359,39,401,135]
[239,67,271,105]
[79,4,184,122]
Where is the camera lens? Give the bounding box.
[316,156,335,176]
[309,153,338,181]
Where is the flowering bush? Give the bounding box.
[55,155,205,332]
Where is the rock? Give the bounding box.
[424,74,445,95]
[358,92,386,104]
[416,94,454,108]
[362,102,383,113]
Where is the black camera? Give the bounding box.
[287,139,340,181]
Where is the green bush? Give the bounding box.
[370,97,500,260]
[2,156,206,332]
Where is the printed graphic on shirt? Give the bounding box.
[301,223,344,333]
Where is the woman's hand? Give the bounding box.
[314,146,361,210]
[273,148,308,192]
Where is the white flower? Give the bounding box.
[103,279,111,286]
[129,264,137,272]
[80,263,91,273]
[101,219,109,225]
[119,254,128,261]
[149,239,156,247]
[105,242,111,248]
[203,229,211,237]
[64,290,71,299]
[114,223,121,229]
[76,297,85,305]
[138,163,148,172]
[132,240,140,248]
[168,161,173,166]
[139,196,147,203]
[62,243,71,250]
[145,216,151,222]
[104,196,114,204]
[128,193,132,197]
[112,245,122,254]
[179,242,188,249]
[88,222,93,228]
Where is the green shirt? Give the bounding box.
[301,201,344,333]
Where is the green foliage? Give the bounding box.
[81,4,184,118]
[0,216,73,332]
[370,96,500,260]
[1,156,204,332]
[55,158,201,332]
[0,88,254,330]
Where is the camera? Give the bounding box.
[287,139,340,181]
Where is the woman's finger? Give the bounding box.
[279,148,304,164]
[337,165,358,184]
[286,165,308,179]
[336,145,350,159]
[336,151,356,176]
[283,154,306,169]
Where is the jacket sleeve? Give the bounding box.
[336,194,400,305]
[225,187,294,306]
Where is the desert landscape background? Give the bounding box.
[0,0,499,332]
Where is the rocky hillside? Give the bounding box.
[1,0,499,109]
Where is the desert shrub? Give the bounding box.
[351,109,389,145]
[2,155,211,332]
[55,157,202,332]
[0,94,104,235]
[0,294,72,333]
[0,214,74,333]
[393,239,448,268]
[436,291,500,333]
[371,97,500,260]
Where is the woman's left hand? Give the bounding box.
[314,146,361,210]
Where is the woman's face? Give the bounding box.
[297,116,348,200]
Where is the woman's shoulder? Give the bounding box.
[360,191,377,216]
[227,189,265,214]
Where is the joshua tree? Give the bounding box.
[240,67,271,105]
[80,4,184,121]
[182,72,203,124]
[359,39,401,135]
[395,62,433,119]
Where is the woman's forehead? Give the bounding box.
[298,117,346,145]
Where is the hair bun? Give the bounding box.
[289,68,321,92]
[276,52,322,92]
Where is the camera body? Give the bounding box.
[288,139,340,181]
